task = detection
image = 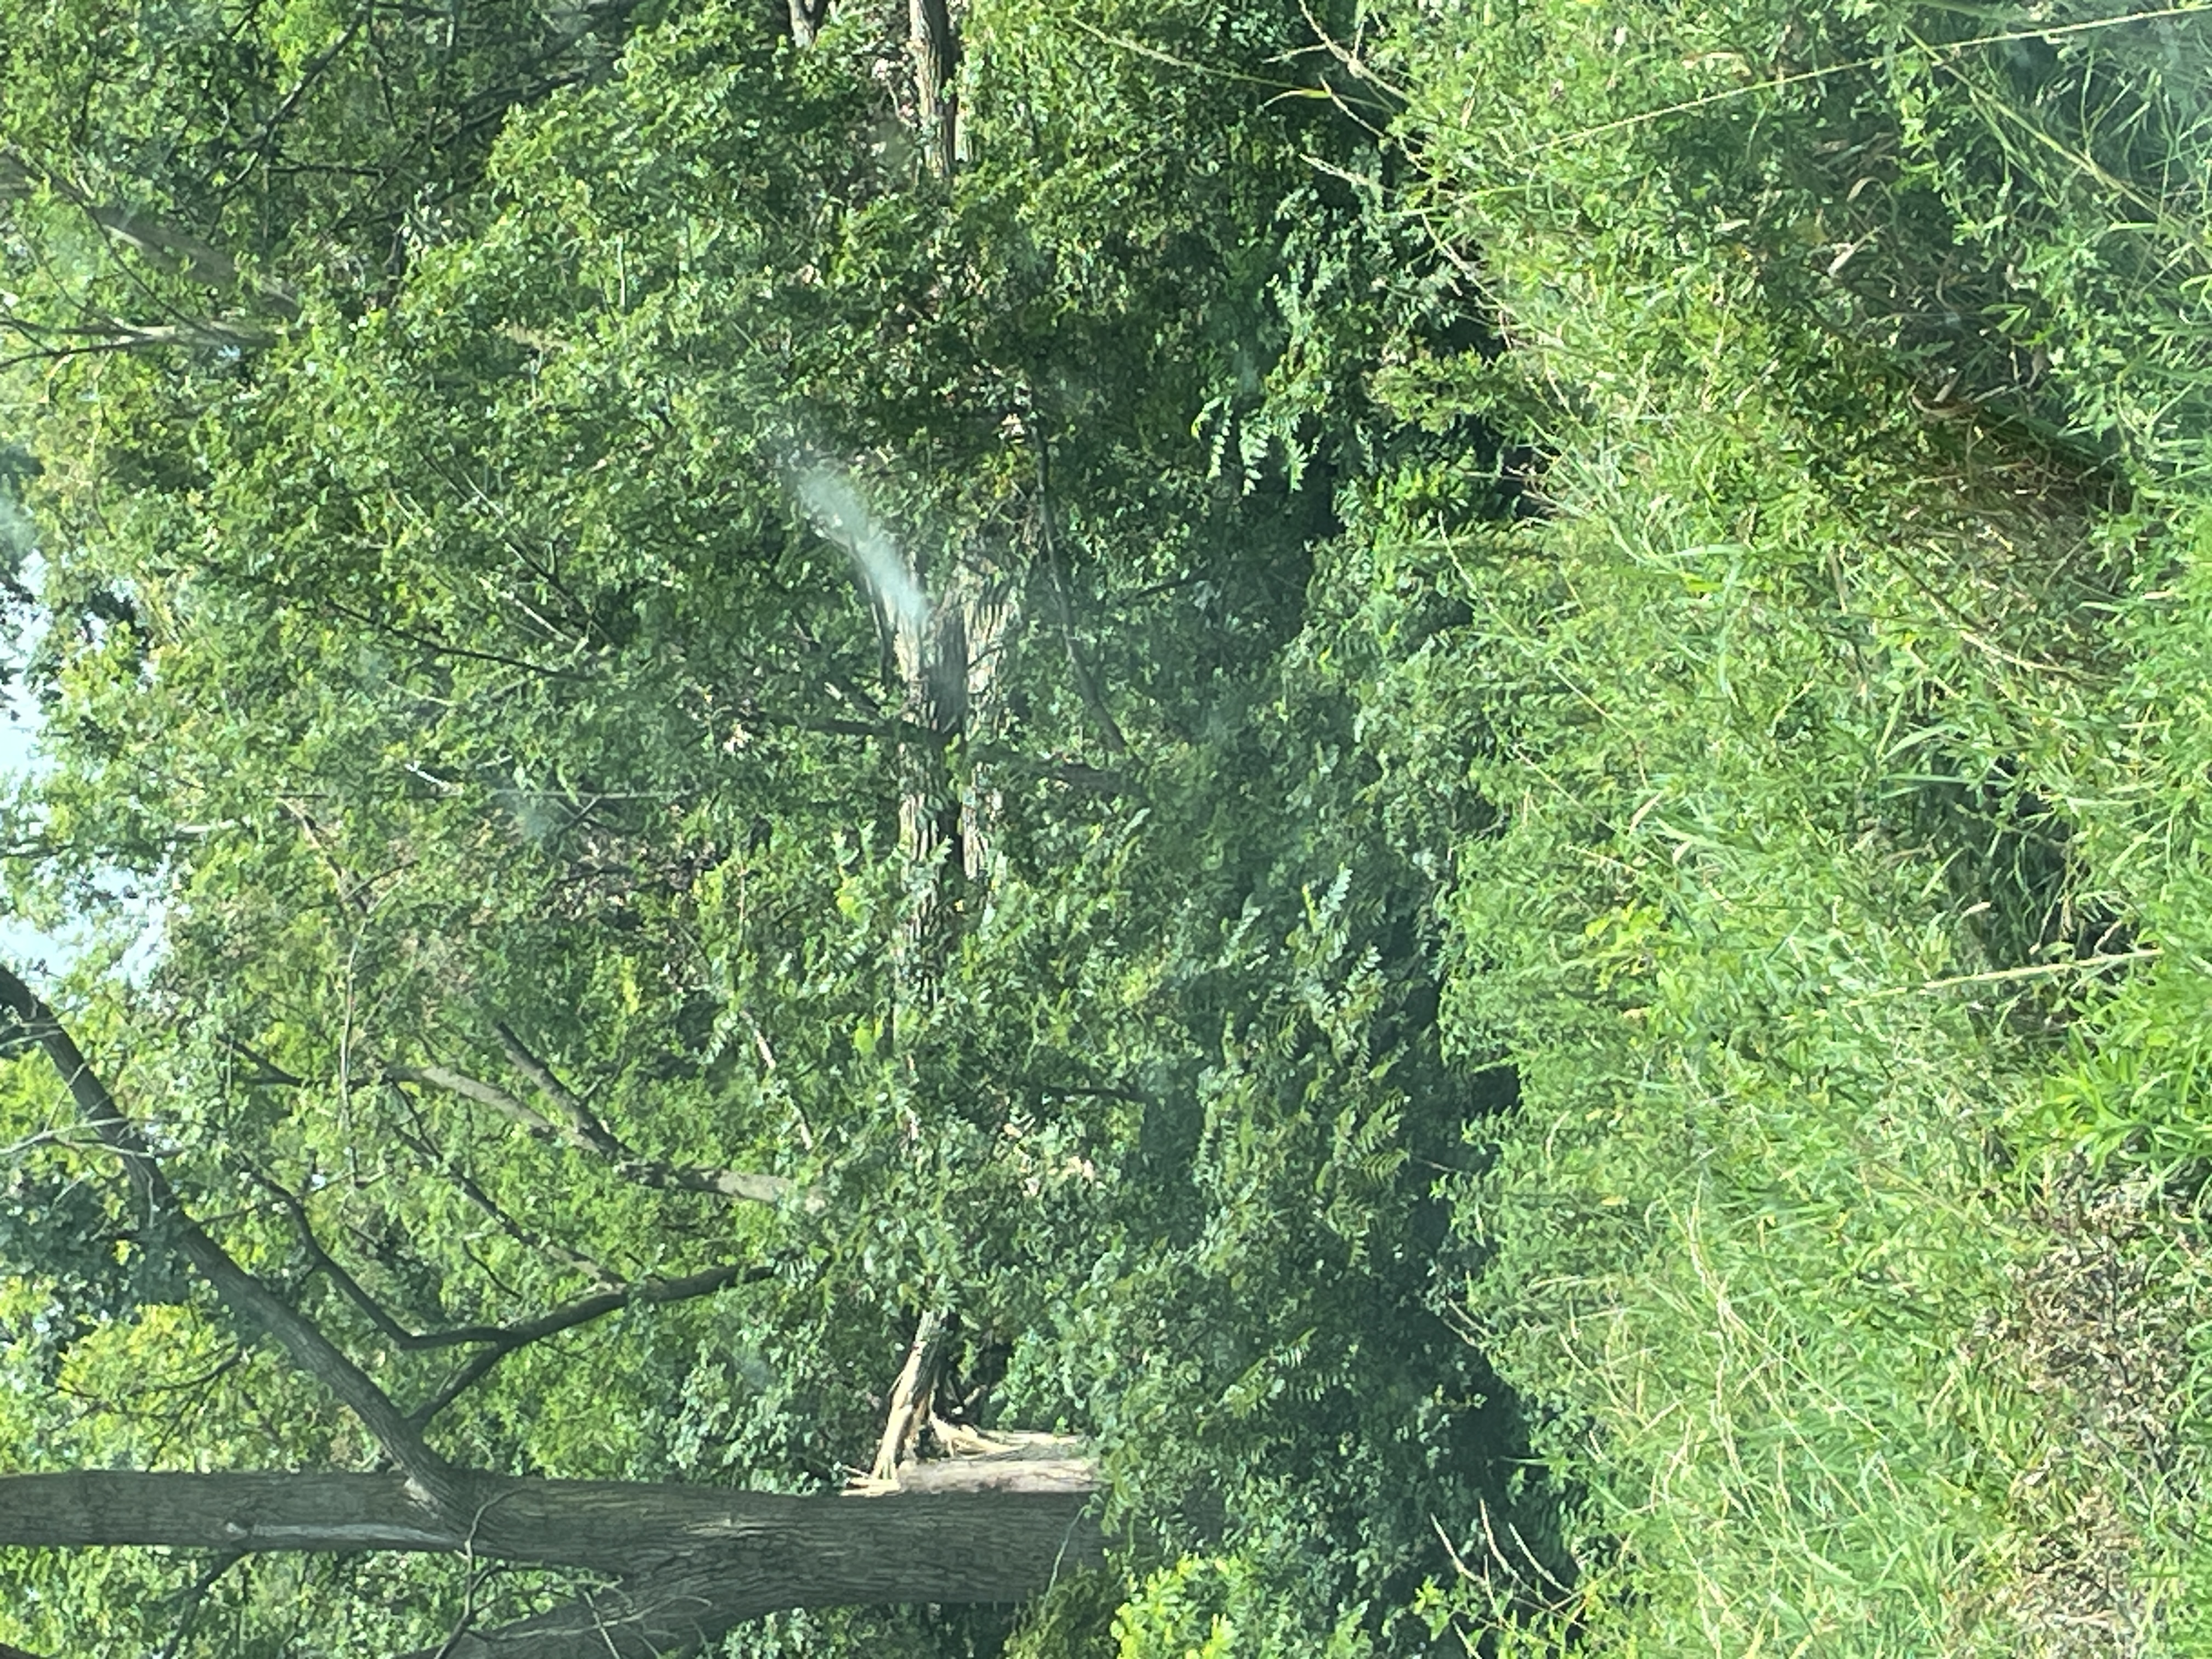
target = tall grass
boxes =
[1326,2,2212,1651]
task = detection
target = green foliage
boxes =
[1107,1554,1374,1659]
[0,2,1532,1655]
[12,0,2212,1655]
[1312,0,2212,1651]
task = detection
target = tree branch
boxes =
[488,1023,625,1161]
[248,1155,773,1423]
[409,1261,774,1428]
[382,1089,611,1281]
[390,1057,799,1208]
[0,146,299,319]
[252,1167,528,1351]
[150,1549,245,1659]
[399,1570,725,1659]
[0,966,470,1519]
[909,0,961,176]
[787,0,830,48]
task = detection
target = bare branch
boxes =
[409,1261,774,1428]
[488,1023,625,1161]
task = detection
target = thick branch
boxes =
[0,967,468,1516]
[401,1491,1102,1658]
[409,1262,773,1427]
[0,148,298,319]
[256,1168,524,1351]
[1,1470,1102,1583]
[488,1022,626,1161]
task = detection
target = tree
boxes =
[0,0,651,371]
[0,963,1098,1658]
[0,3,1543,1654]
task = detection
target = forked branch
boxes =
[0,966,468,1516]
[251,1167,770,1426]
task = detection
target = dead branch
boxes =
[390,1053,799,1209]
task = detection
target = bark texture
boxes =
[5,1470,1099,1656]
[0,1470,1096,1575]
[909,0,961,176]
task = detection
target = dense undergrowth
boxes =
[1266,2,2212,1654]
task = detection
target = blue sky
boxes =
[0,646,57,972]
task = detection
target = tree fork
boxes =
[0,965,474,1521]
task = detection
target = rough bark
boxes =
[0,1470,1093,1569]
[909,0,961,176]
[0,1471,1100,1659]
[408,1474,1099,1656]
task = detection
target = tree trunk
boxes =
[909,0,960,176]
[0,970,1098,1659]
[2,1470,1099,1627]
